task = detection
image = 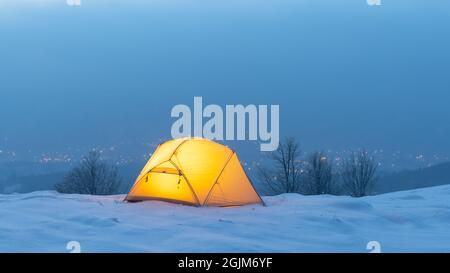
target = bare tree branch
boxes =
[55,151,122,195]
[257,137,304,195]
[303,151,335,195]
[340,150,378,197]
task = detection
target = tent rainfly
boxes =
[125,138,264,207]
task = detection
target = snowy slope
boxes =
[0,185,450,252]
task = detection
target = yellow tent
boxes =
[125,138,264,207]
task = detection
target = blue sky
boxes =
[1,0,450,163]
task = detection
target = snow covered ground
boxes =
[0,185,449,252]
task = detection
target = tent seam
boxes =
[138,138,190,179]
[203,151,235,206]
[168,158,201,206]
[170,138,191,158]
[124,143,162,201]
[241,162,266,206]
[129,138,190,195]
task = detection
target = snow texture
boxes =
[1,185,449,252]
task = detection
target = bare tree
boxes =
[55,151,122,195]
[303,151,335,195]
[257,137,304,195]
[341,150,378,197]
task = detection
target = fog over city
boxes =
[1,0,450,172]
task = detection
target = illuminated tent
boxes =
[125,138,264,207]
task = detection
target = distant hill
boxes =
[2,161,450,195]
[0,172,65,194]
[0,161,71,180]
[0,162,144,194]
[117,162,144,193]
[374,162,450,194]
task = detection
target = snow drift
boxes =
[0,185,449,252]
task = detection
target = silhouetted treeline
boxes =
[258,137,379,197]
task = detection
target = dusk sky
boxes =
[1,0,450,166]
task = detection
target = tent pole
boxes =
[169,159,201,207]
[203,151,235,206]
